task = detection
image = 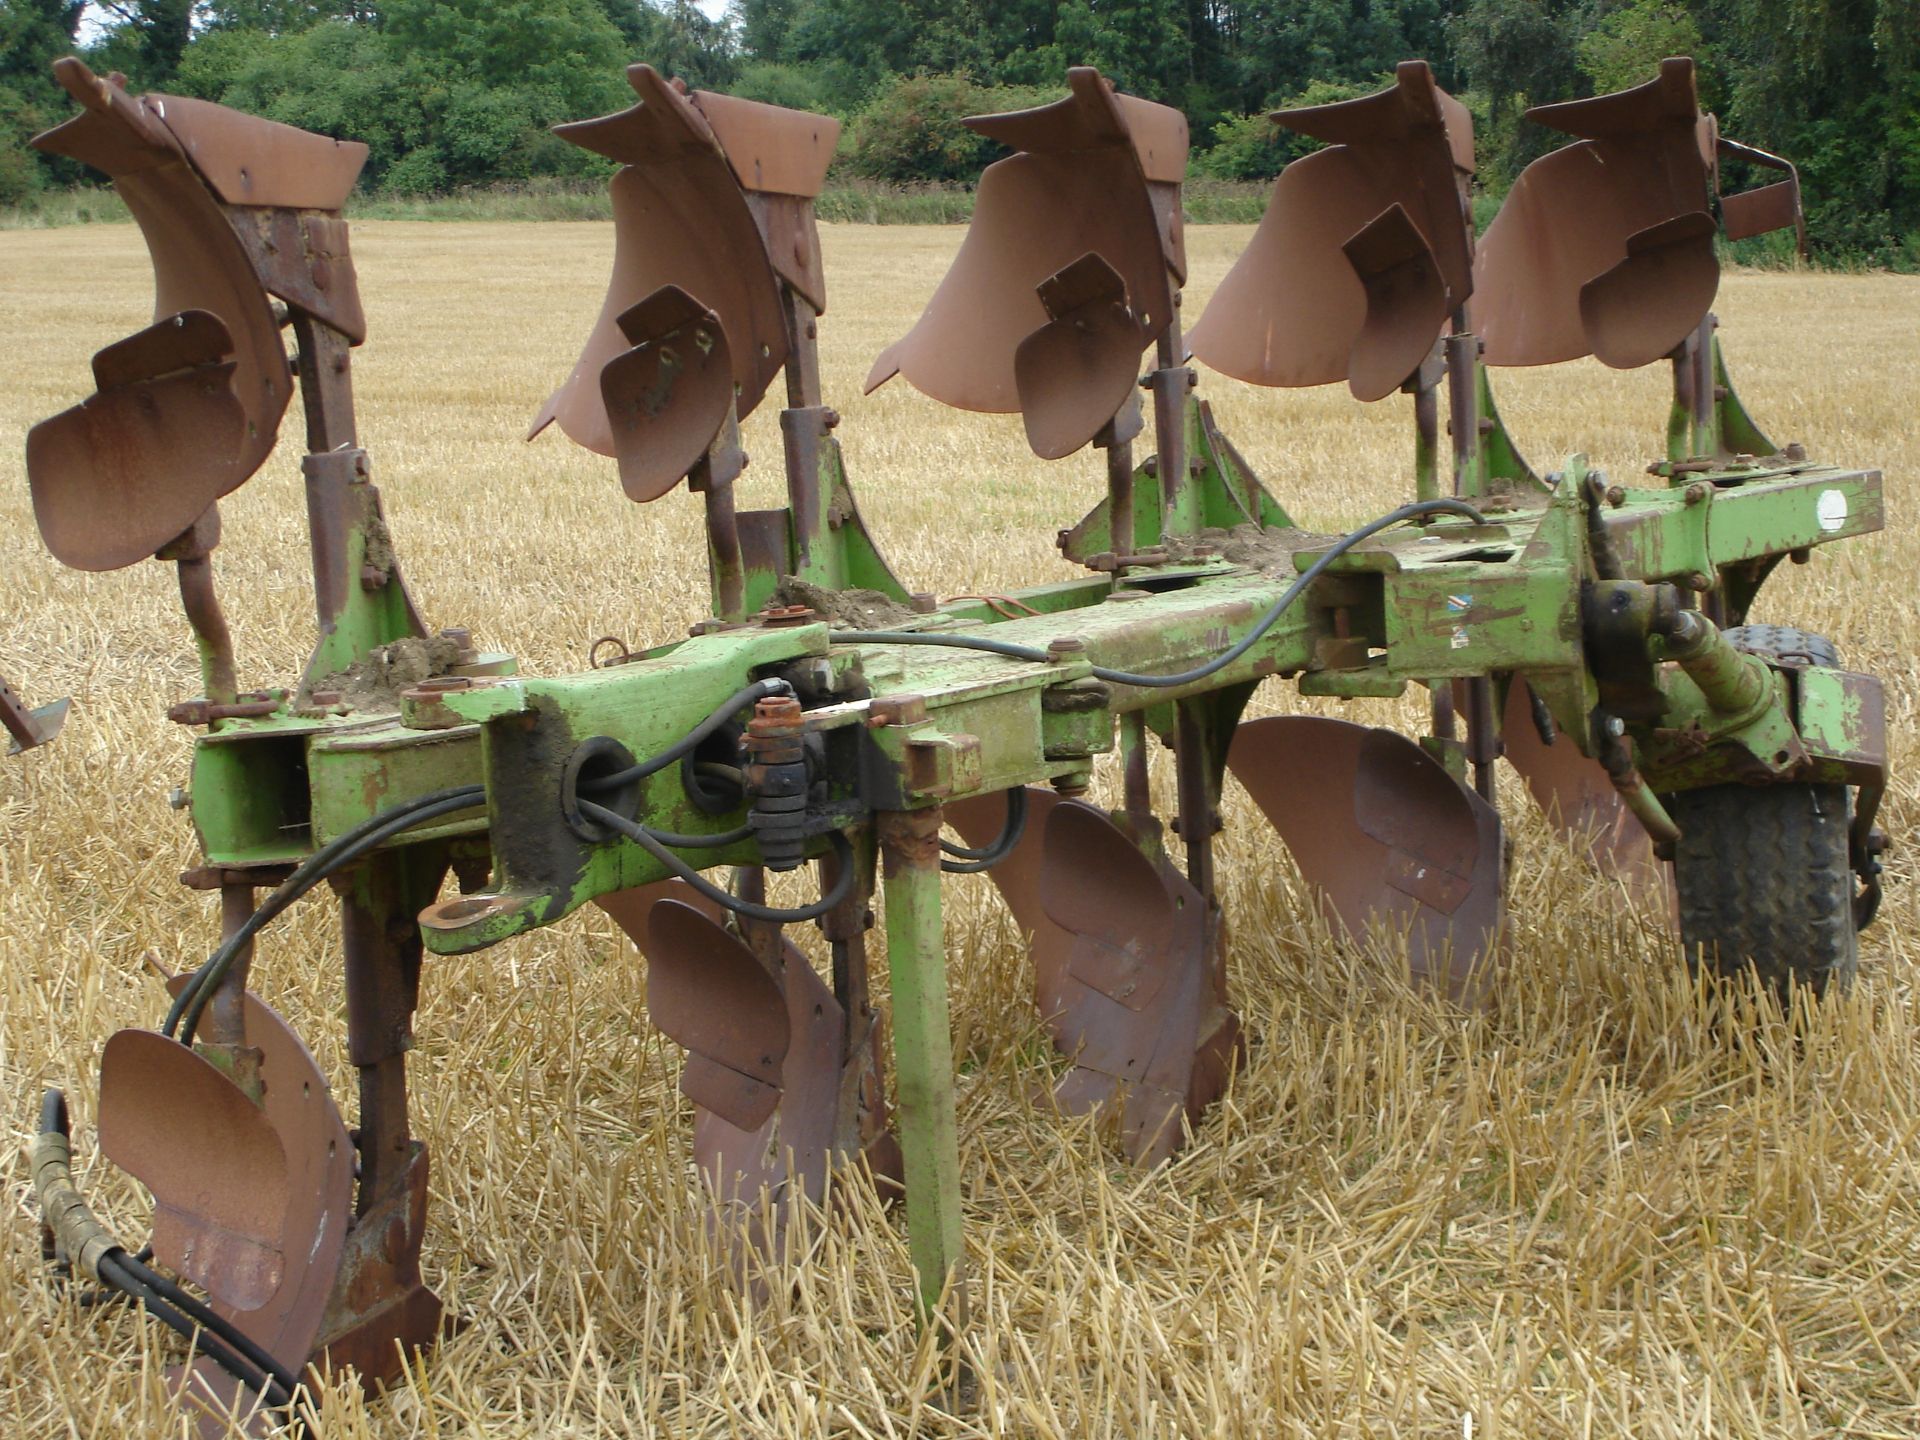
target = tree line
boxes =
[2,0,1914,261]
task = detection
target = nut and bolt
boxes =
[1046,636,1087,663]
[909,592,938,614]
[1604,484,1628,508]
[167,697,281,725]
[744,696,809,872]
[1683,482,1709,506]
[758,604,817,628]
[746,694,804,736]
[1685,572,1713,593]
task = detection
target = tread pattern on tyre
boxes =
[1664,623,1859,997]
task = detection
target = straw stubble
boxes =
[1,221,1916,1437]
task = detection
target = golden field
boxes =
[1,220,1917,1438]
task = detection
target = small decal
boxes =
[1446,593,1473,613]
[1451,627,1470,650]
[1816,489,1848,533]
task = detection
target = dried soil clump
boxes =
[775,578,919,629]
[312,634,467,713]
[1163,523,1339,575]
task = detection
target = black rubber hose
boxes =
[98,1252,297,1409]
[113,1251,303,1406]
[167,786,485,1043]
[168,681,789,1040]
[940,786,1028,873]
[580,678,794,794]
[831,500,1489,690]
[638,821,755,848]
[35,1090,302,1413]
[577,800,857,923]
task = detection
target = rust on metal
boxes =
[1188,61,1472,399]
[864,67,1185,447]
[99,988,352,1392]
[1716,135,1805,250]
[1475,57,1719,369]
[645,898,791,1128]
[99,1030,290,1311]
[26,60,364,572]
[1228,716,1504,1001]
[1014,252,1143,460]
[949,790,1237,1164]
[315,1140,446,1384]
[600,285,739,503]
[1500,679,1666,896]
[597,879,899,1211]
[1342,203,1451,403]
[2,672,68,755]
[532,66,819,479]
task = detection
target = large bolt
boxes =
[744,696,809,872]
[747,694,804,734]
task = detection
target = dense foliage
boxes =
[0,0,1914,260]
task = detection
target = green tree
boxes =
[1576,0,1704,94]
[0,0,85,200]
[87,0,196,85]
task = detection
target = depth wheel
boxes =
[1665,624,1858,999]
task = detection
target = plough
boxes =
[22,52,1888,1431]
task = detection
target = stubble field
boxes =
[1,221,1917,1438]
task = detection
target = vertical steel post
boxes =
[316,850,449,1382]
[1413,369,1441,507]
[291,314,425,685]
[691,451,746,621]
[1150,308,1197,538]
[1444,312,1499,799]
[876,807,966,1328]
[1121,712,1155,831]
[779,289,835,580]
[199,882,262,1096]
[1173,701,1218,900]
[1105,435,1136,566]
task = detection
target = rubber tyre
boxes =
[1665,624,1858,998]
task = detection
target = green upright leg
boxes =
[876,807,967,1329]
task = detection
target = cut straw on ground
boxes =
[1,223,1916,1437]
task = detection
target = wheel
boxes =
[1664,624,1859,999]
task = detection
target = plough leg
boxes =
[877,807,966,1328]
